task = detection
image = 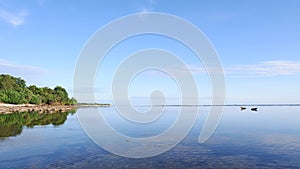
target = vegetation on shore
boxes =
[0,74,77,105]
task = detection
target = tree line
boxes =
[0,74,77,105]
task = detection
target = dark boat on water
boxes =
[251,107,258,111]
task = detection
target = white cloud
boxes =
[137,0,156,16]
[137,7,153,17]
[0,8,29,26]
[0,59,47,80]
[155,60,300,78]
[227,60,300,78]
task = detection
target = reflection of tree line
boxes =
[0,110,75,137]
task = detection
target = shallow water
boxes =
[0,106,300,168]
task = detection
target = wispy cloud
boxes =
[137,0,156,16]
[139,7,153,14]
[152,60,300,78]
[227,60,300,78]
[0,8,29,26]
[0,59,47,80]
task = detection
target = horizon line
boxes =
[136,103,300,107]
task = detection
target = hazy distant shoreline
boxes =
[77,103,112,107]
[141,104,300,107]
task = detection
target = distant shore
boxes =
[77,103,112,107]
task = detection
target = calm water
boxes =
[1,106,300,168]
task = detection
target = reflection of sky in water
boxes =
[0,106,300,168]
[99,106,180,137]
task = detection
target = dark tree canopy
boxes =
[0,74,77,105]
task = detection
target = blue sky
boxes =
[0,0,300,104]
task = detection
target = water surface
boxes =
[0,106,300,168]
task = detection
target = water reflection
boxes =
[0,106,300,168]
[0,110,75,137]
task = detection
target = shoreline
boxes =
[0,103,112,114]
[0,103,77,114]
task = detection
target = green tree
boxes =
[0,74,26,91]
[0,74,77,105]
[29,94,41,104]
[4,90,24,104]
[28,85,40,94]
[54,86,68,103]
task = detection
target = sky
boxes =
[0,0,300,104]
